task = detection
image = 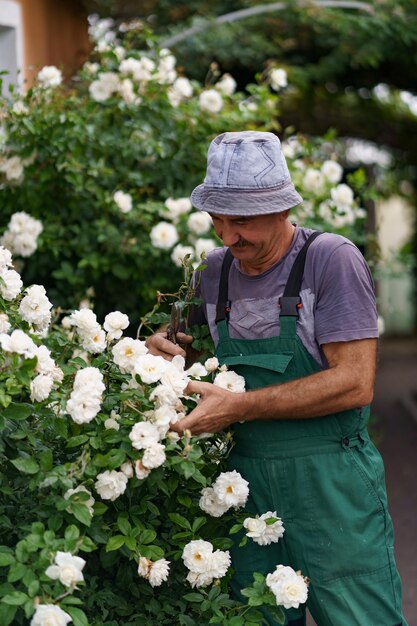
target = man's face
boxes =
[210,212,287,265]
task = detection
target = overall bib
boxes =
[214,234,406,626]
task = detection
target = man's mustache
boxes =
[230,240,252,248]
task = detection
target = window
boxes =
[0,0,24,96]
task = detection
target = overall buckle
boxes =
[279,296,302,317]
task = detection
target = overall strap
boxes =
[215,248,234,324]
[279,230,323,317]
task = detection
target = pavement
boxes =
[306,337,417,626]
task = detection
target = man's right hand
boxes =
[145,331,194,361]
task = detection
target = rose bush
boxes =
[0,247,312,625]
[0,28,372,330]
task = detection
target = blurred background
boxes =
[1,1,416,623]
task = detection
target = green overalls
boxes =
[214,234,406,626]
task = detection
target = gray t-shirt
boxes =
[189,226,378,368]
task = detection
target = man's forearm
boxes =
[238,366,373,422]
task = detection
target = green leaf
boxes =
[7,562,27,583]
[229,523,242,535]
[10,457,39,474]
[117,516,131,536]
[0,553,15,567]
[0,603,17,626]
[66,435,89,448]
[106,535,125,552]
[70,503,92,527]
[2,591,29,605]
[39,449,53,472]
[182,593,204,603]
[139,529,157,545]
[65,606,89,626]
[168,513,191,530]
[64,525,80,542]
[192,517,206,534]
[3,403,33,420]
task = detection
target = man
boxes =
[147,131,406,626]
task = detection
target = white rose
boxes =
[72,367,105,394]
[151,404,178,436]
[112,337,148,373]
[149,384,179,408]
[134,353,169,384]
[270,68,288,90]
[148,558,170,587]
[19,284,52,327]
[104,311,129,340]
[30,374,54,402]
[302,168,325,193]
[377,315,385,336]
[129,421,160,450]
[104,417,120,430]
[266,565,308,609]
[0,155,24,181]
[182,540,215,573]
[0,268,23,300]
[45,551,86,588]
[66,392,102,424]
[163,197,192,221]
[89,79,113,102]
[0,313,11,333]
[8,211,43,237]
[194,238,218,259]
[30,604,72,626]
[171,244,195,268]
[243,511,285,545]
[134,459,151,480]
[12,100,29,115]
[216,74,237,96]
[330,183,354,208]
[199,89,223,113]
[204,357,219,373]
[0,246,13,270]
[187,212,212,235]
[142,442,166,469]
[95,470,128,501]
[172,76,193,99]
[3,232,38,257]
[213,370,245,393]
[113,190,133,214]
[69,309,98,332]
[118,78,140,105]
[186,362,208,379]
[321,160,343,184]
[120,461,134,478]
[212,470,249,509]
[0,329,37,358]
[150,221,179,249]
[199,487,229,518]
[37,65,62,88]
[80,327,107,354]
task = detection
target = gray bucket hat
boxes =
[191,131,303,215]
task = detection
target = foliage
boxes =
[0,258,296,625]
[0,30,374,333]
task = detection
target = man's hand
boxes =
[170,380,243,435]
[145,331,193,361]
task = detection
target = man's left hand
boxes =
[170,380,243,435]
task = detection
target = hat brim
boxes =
[190,181,303,216]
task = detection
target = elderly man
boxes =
[147,131,406,626]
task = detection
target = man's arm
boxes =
[171,338,377,435]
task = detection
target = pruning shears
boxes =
[166,301,183,345]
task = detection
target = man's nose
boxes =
[219,223,239,246]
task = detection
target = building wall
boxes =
[0,0,90,90]
[376,196,416,335]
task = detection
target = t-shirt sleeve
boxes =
[313,241,378,345]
